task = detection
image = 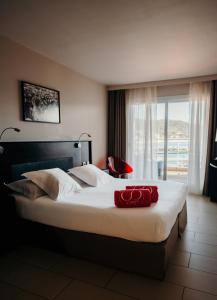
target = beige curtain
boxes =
[126,87,158,180]
[188,81,211,194]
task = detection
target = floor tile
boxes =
[165,265,217,295]
[197,213,217,224]
[13,291,46,300]
[183,194,217,215]
[56,280,134,300]
[170,250,190,267]
[182,230,195,242]
[107,271,183,300]
[7,245,64,269]
[50,256,115,287]
[0,257,71,299]
[0,281,21,300]
[195,233,217,246]
[190,254,217,275]
[183,288,217,300]
[198,204,217,214]
[186,223,217,235]
[177,239,217,259]
[187,196,217,214]
[187,217,199,225]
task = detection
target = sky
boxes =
[157,102,189,122]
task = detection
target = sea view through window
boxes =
[157,96,189,182]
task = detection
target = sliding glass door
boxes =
[156,96,189,182]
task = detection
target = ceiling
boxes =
[0,0,217,85]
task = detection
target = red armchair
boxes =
[107,156,133,178]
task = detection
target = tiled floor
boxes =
[1,194,217,300]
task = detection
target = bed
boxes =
[0,141,187,279]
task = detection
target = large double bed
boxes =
[0,141,187,279]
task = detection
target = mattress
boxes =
[14,179,187,243]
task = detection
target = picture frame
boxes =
[21,81,60,124]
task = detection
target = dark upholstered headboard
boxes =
[9,157,73,182]
[0,140,92,182]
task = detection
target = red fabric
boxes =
[126,186,159,203]
[114,189,151,208]
[119,160,133,174]
[108,156,133,177]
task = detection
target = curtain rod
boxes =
[107,74,217,91]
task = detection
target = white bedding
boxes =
[14,179,187,243]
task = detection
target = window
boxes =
[157,95,189,182]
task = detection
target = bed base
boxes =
[19,202,187,280]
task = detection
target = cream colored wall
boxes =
[0,36,107,167]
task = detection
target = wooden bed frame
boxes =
[0,140,187,280]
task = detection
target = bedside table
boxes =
[209,162,217,203]
[0,184,19,253]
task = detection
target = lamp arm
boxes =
[0,127,21,155]
[78,133,85,143]
[0,127,14,140]
[78,132,91,142]
[0,127,20,140]
[74,132,91,148]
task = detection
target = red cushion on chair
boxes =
[114,189,151,208]
[108,156,133,177]
[126,186,159,203]
[124,163,133,173]
[118,159,133,174]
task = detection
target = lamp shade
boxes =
[215,129,217,142]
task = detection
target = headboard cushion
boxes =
[0,140,92,183]
[9,157,73,182]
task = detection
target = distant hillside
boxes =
[157,120,189,139]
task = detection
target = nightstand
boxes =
[209,162,217,203]
[0,184,19,253]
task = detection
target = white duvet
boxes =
[14,179,187,243]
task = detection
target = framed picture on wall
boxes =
[21,81,60,123]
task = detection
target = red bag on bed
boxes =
[114,189,151,208]
[126,186,159,203]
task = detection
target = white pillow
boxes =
[68,164,113,187]
[22,168,81,200]
[5,179,46,200]
[67,172,89,188]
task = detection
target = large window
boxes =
[157,95,189,182]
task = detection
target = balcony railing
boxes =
[157,138,189,182]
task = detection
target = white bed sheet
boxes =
[14,179,187,243]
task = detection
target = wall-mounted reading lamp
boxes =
[74,132,91,148]
[0,127,21,154]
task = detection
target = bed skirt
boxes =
[19,201,187,280]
